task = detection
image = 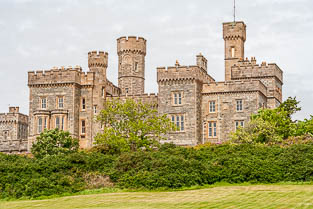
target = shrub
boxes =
[31,129,79,159]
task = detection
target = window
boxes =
[208,122,217,138]
[61,117,64,130]
[209,101,216,113]
[102,87,105,98]
[55,116,60,129]
[235,121,244,130]
[58,97,64,109]
[171,114,185,132]
[94,105,97,114]
[125,88,129,94]
[81,120,86,134]
[172,91,183,105]
[41,97,47,109]
[44,117,47,130]
[82,98,86,110]
[180,115,184,131]
[38,117,43,134]
[231,47,235,58]
[57,97,64,109]
[236,100,243,111]
[134,62,138,72]
[3,131,8,140]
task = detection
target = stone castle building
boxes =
[26,20,283,149]
[0,107,28,152]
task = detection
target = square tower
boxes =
[223,21,246,81]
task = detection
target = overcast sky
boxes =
[0,0,312,120]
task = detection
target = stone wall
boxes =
[0,107,28,153]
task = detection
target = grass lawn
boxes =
[1,184,313,209]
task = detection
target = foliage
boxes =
[31,129,79,159]
[95,99,175,153]
[231,97,307,144]
[3,143,313,199]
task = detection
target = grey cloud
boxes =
[0,0,312,120]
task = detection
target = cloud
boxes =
[0,0,312,120]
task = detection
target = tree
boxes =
[31,129,79,158]
[94,99,175,153]
[231,97,301,144]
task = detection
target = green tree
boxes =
[31,129,79,158]
[95,99,174,153]
[231,97,301,144]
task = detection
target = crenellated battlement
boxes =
[117,36,146,55]
[28,66,95,86]
[157,64,215,83]
[223,21,246,41]
[231,57,283,83]
[202,79,267,96]
[88,51,108,68]
[106,79,121,96]
[0,109,28,124]
[108,93,158,107]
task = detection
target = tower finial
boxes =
[233,0,236,24]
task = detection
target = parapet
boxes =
[106,79,121,96]
[28,66,95,87]
[108,93,158,107]
[231,57,283,84]
[223,21,246,41]
[117,36,146,55]
[88,51,108,68]
[9,106,19,113]
[157,65,215,84]
[0,107,28,123]
[203,79,267,96]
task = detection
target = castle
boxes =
[0,20,283,152]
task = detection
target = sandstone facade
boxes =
[0,107,28,152]
[27,20,283,149]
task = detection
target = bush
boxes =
[2,143,313,199]
[31,129,79,159]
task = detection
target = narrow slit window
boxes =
[56,116,60,129]
[82,98,86,110]
[44,117,47,130]
[38,117,42,134]
[231,47,235,58]
[134,62,138,72]
[181,115,184,131]
[209,101,216,112]
[81,120,86,134]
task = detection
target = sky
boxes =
[0,0,312,120]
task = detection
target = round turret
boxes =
[117,36,146,56]
[88,51,108,69]
[117,36,147,96]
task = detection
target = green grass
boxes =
[2,184,313,209]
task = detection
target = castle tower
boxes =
[88,51,108,79]
[223,21,246,81]
[117,36,146,95]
